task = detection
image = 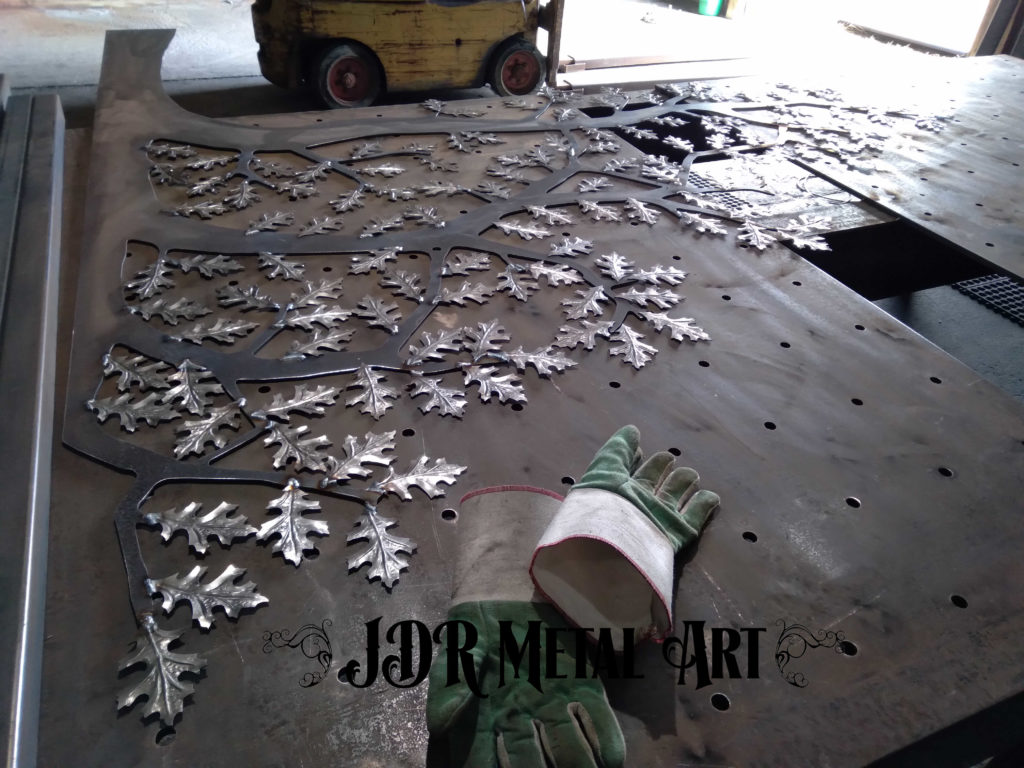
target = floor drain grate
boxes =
[953,274,1024,327]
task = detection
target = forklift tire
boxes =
[317,42,383,108]
[489,38,545,97]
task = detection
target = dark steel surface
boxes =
[0,93,64,768]
[801,55,1024,281]
[44,30,1024,768]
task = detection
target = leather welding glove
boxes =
[531,425,720,651]
[427,486,626,768]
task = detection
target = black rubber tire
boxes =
[489,38,545,97]
[316,42,383,108]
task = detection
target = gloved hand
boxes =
[427,487,626,768]
[531,425,720,650]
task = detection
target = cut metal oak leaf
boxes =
[263,424,332,472]
[464,365,526,404]
[494,219,552,241]
[527,206,575,226]
[281,327,355,360]
[737,220,777,250]
[408,375,467,417]
[349,248,400,275]
[258,480,328,567]
[346,365,399,420]
[88,391,180,432]
[102,352,170,392]
[529,262,582,287]
[553,320,614,350]
[380,269,425,303]
[609,325,658,369]
[624,198,661,225]
[617,286,681,309]
[434,280,493,307]
[405,328,463,366]
[216,283,279,312]
[146,564,269,629]
[174,404,243,458]
[549,236,594,257]
[298,216,345,237]
[142,501,257,554]
[329,189,366,213]
[223,180,262,210]
[635,265,688,285]
[561,286,610,319]
[578,200,622,223]
[679,211,729,236]
[443,250,491,275]
[375,456,467,500]
[284,305,353,331]
[117,616,206,726]
[462,319,509,359]
[171,254,243,278]
[323,430,396,485]
[258,251,306,281]
[245,210,294,236]
[251,384,340,422]
[644,311,711,342]
[595,252,635,281]
[171,317,259,345]
[129,296,211,325]
[289,278,345,309]
[495,265,538,302]
[347,505,415,589]
[124,259,175,300]
[354,295,402,334]
[507,346,577,377]
[160,359,224,415]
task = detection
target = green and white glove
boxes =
[427,487,626,768]
[531,425,720,651]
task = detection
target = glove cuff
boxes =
[451,486,564,606]
[530,487,674,652]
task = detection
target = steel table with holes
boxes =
[35,29,1024,768]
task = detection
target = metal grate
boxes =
[689,171,747,211]
[953,274,1024,327]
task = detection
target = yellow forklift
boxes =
[251,0,566,107]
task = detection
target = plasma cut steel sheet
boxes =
[800,55,1024,279]
[45,30,1024,768]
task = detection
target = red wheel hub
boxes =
[327,56,371,104]
[501,51,540,95]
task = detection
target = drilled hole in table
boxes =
[668,447,681,456]
[323,266,333,272]
[845,497,861,508]
[985,242,994,247]
[742,531,757,543]
[854,324,865,331]
[764,421,777,431]
[228,280,239,286]
[156,727,176,747]
[258,385,271,394]
[951,594,968,609]
[609,381,621,389]
[305,549,320,560]
[698,360,710,368]
[938,466,955,478]
[838,640,858,656]
[402,428,415,437]
[409,253,419,259]
[511,403,524,411]
[930,376,943,384]
[792,280,802,286]
[672,255,682,261]
[721,295,732,301]
[562,476,575,486]
[851,398,863,406]
[441,508,458,522]
[780,342,791,349]
[710,693,730,711]
[924,212,932,216]
[976,203,984,207]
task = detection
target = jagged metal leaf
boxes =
[282,327,355,360]
[172,317,259,345]
[618,287,681,309]
[324,430,396,485]
[374,186,418,202]
[149,163,186,186]
[102,352,171,392]
[561,286,610,319]
[578,200,622,222]
[578,176,613,193]
[447,133,470,153]
[298,216,345,237]
[350,248,401,275]
[146,564,269,629]
[624,198,661,225]
[420,156,459,173]
[330,189,366,213]
[346,365,399,420]
[409,375,467,417]
[464,365,526,404]
[129,296,210,325]
[284,304,352,330]
[609,325,658,369]
[161,359,224,415]
[621,125,658,140]
[223,180,262,210]
[507,346,577,377]
[474,182,511,199]
[494,219,552,241]
[263,424,331,471]
[435,280,493,306]
[487,166,528,184]
[443,250,491,275]
[251,384,340,422]
[350,141,382,159]
[142,501,256,554]
[405,328,463,366]
[419,180,465,197]
[145,141,196,160]
[174,404,242,458]
[124,259,175,300]
[595,252,635,281]
[347,505,415,589]
[737,220,777,250]
[380,269,425,302]
[462,319,509,359]
[275,180,319,201]
[529,262,583,287]
[360,215,405,238]
[644,311,711,342]
[259,252,306,281]
[172,254,243,278]
[184,154,235,171]
[173,200,228,219]
[403,206,445,229]
[258,480,328,567]
[496,265,538,302]
[246,210,294,235]
[603,158,639,173]
[635,265,688,285]
[289,277,345,309]
[293,161,334,183]
[216,283,279,312]
[186,176,226,197]
[680,212,728,235]
[375,455,466,500]
[360,162,405,178]
[117,616,205,726]
[777,231,831,251]
[460,131,504,145]
[553,320,614,350]
[526,206,574,226]
[88,391,180,432]
[549,236,593,257]
[354,295,402,333]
